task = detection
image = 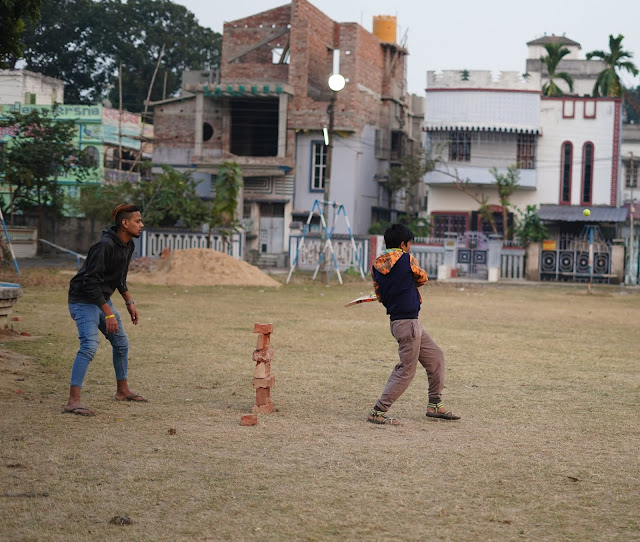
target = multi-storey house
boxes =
[151,0,422,263]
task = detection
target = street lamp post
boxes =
[626,153,637,286]
[321,73,345,282]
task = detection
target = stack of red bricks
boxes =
[252,322,275,413]
[241,323,275,426]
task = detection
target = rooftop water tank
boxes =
[372,15,396,43]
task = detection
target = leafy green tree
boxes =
[490,165,520,240]
[514,205,548,246]
[69,182,131,227]
[0,106,96,234]
[368,216,431,238]
[20,0,221,109]
[136,166,209,228]
[540,42,575,96]
[19,0,106,104]
[387,149,438,215]
[70,165,210,228]
[211,162,243,240]
[0,0,43,68]
[587,34,639,97]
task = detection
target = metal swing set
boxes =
[286,199,365,284]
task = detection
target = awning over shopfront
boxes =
[538,205,628,223]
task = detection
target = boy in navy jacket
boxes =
[368,224,460,425]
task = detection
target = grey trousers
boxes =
[374,318,445,412]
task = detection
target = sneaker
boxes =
[367,408,401,425]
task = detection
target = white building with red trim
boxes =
[422,37,625,239]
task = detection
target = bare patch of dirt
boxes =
[0,348,33,391]
[127,249,281,288]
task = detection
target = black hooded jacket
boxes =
[68,226,134,306]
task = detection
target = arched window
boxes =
[581,142,594,205]
[559,142,573,204]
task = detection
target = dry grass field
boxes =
[1,265,639,541]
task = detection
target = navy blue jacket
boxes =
[372,250,428,321]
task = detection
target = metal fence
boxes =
[501,248,527,280]
[136,229,244,259]
[411,244,446,278]
[411,239,526,280]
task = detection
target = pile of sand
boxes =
[127,249,281,288]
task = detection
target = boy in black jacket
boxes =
[368,224,460,425]
[63,204,146,416]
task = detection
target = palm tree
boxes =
[586,34,638,97]
[540,43,575,96]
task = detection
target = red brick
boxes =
[240,414,258,426]
[11,316,23,321]
[255,387,271,405]
[253,376,275,389]
[252,348,274,363]
[254,361,271,378]
[256,333,271,350]
[253,323,274,334]
[252,400,274,414]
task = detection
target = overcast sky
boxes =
[174,0,640,95]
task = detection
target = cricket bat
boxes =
[344,294,377,307]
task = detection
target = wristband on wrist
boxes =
[105,314,115,319]
[125,299,135,306]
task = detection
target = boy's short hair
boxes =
[384,223,414,249]
[112,204,140,228]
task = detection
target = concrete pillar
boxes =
[487,234,502,282]
[525,243,540,281]
[194,92,204,157]
[610,240,625,283]
[443,232,457,267]
[278,93,288,158]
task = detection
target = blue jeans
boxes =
[68,301,129,388]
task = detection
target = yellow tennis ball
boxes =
[583,209,591,217]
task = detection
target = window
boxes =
[625,159,638,188]
[517,134,536,169]
[390,130,404,161]
[311,141,326,191]
[562,100,575,118]
[560,142,573,204]
[83,146,99,167]
[581,142,594,205]
[449,132,471,162]
[271,47,290,64]
[203,122,213,142]
[230,98,278,156]
[431,213,468,237]
[584,100,596,119]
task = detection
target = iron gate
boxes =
[457,232,489,278]
[540,230,612,283]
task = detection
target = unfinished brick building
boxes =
[152,0,423,265]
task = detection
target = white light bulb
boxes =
[328,74,346,92]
